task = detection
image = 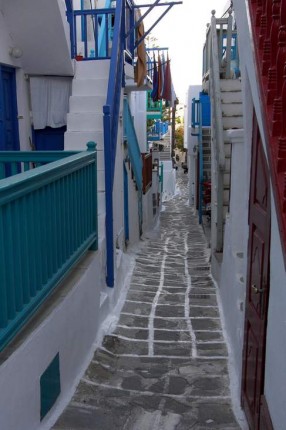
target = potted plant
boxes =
[75,52,83,61]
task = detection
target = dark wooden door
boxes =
[241,117,272,429]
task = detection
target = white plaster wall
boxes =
[0,10,33,151]
[142,189,154,234]
[161,160,176,201]
[129,92,147,153]
[16,70,33,151]
[264,193,286,429]
[112,102,125,252]
[0,251,102,430]
[126,165,140,246]
[219,129,248,398]
[142,171,160,233]
[185,85,201,206]
[2,0,73,76]
[220,1,286,427]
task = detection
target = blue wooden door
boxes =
[0,66,20,151]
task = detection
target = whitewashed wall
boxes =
[220,2,286,427]
[0,7,31,151]
[2,0,73,76]
[126,164,140,247]
[185,85,202,206]
[129,91,148,153]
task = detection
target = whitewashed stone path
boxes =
[54,171,241,429]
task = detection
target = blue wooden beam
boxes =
[134,2,182,7]
[126,0,182,42]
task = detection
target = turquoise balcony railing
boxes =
[123,98,143,191]
[0,144,97,351]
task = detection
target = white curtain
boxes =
[30,77,72,130]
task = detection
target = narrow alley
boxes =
[53,170,241,430]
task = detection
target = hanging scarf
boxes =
[151,54,159,101]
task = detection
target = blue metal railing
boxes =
[72,8,115,59]
[103,0,126,288]
[123,98,143,190]
[66,0,134,61]
[123,98,143,235]
[0,143,97,351]
[147,120,168,141]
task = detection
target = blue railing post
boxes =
[198,101,203,225]
[103,105,114,288]
[87,142,98,251]
[65,0,76,58]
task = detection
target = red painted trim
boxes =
[248,0,286,267]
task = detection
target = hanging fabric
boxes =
[157,53,163,100]
[162,53,172,103]
[160,52,166,99]
[151,54,159,101]
[134,10,147,87]
[30,77,72,130]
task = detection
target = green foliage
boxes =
[175,125,184,151]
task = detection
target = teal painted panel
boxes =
[0,145,98,351]
[123,98,143,190]
[40,353,61,420]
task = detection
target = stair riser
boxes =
[67,112,103,131]
[220,79,242,92]
[65,131,104,150]
[72,79,108,96]
[69,96,106,113]
[75,60,110,79]
[223,117,243,129]
[222,104,243,117]
[221,92,242,104]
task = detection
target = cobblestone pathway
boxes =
[54,172,241,430]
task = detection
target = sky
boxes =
[139,0,229,102]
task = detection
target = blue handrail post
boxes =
[87,142,98,251]
[65,0,76,58]
[198,101,203,225]
[103,105,114,288]
[160,162,163,193]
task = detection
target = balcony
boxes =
[0,144,97,351]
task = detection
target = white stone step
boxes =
[125,62,134,79]
[222,103,243,117]
[75,59,110,79]
[221,91,242,104]
[72,78,108,96]
[220,79,242,92]
[69,95,106,113]
[64,130,104,150]
[223,116,243,129]
[67,112,104,132]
